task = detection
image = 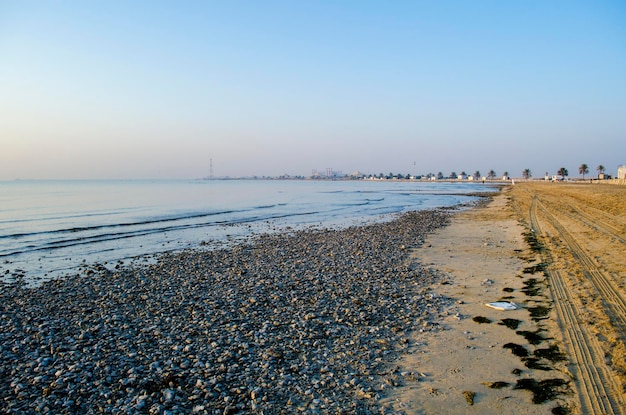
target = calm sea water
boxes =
[0,179,497,284]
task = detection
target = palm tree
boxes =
[473,171,481,180]
[487,170,496,180]
[597,165,605,178]
[557,167,568,180]
[437,172,444,180]
[450,172,457,179]
[522,169,532,180]
[503,171,509,179]
[579,163,589,180]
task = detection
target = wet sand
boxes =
[383,181,626,415]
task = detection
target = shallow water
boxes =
[0,179,496,283]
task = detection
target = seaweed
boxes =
[523,357,552,371]
[552,405,572,415]
[499,318,522,330]
[522,278,542,296]
[528,305,551,321]
[534,345,568,363]
[516,329,548,345]
[462,390,476,405]
[523,263,546,275]
[503,343,529,357]
[472,316,492,324]
[482,381,510,389]
[514,378,569,404]
[523,231,543,253]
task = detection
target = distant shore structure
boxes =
[618,165,626,180]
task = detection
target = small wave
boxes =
[0,208,136,225]
[0,210,319,257]
[0,209,242,240]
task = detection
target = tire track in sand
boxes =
[535,198,626,339]
[529,196,625,415]
[541,196,626,248]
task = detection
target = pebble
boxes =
[0,210,453,414]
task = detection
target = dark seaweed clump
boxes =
[522,278,542,296]
[534,345,568,363]
[516,329,548,345]
[523,263,546,275]
[523,231,543,252]
[528,305,551,321]
[523,357,552,371]
[504,343,529,357]
[503,343,560,370]
[514,378,569,404]
[485,381,510,389]
[552,405,572,415]
[472,316,492,324]
[499,318,522,330]
[502,287,515,293]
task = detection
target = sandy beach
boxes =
[382,181,626,415]
[1,182,625,414]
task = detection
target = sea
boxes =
[0,179,498,285]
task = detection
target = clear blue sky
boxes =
[1,1,625,179]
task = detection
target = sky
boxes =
[1,1,625,180]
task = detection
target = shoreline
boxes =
[0,180,494,287]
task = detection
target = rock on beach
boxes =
[0,209,454,414]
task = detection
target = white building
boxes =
[618,165,626,179]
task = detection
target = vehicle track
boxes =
[529,196,625,414]
[535,197,626,338]
[539,197,626,248]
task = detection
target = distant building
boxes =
[618,165,626,179]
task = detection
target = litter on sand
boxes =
[485,301,517,311]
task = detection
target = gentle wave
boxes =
[0,209,242,240]
[0,209,319,257]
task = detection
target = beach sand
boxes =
[382,182,626,415]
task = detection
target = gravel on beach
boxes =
[1,209,455,414]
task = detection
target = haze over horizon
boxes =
[1,1,625,180]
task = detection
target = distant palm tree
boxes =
[503,171,509,179]
[437,172,444,180]
[488,170,496,179]
[597,165,605,177]
[522,169,532,179]
[450,172,457,179]
[579,163,589,180]
[557,167,568,180]
[473,171,481,180]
